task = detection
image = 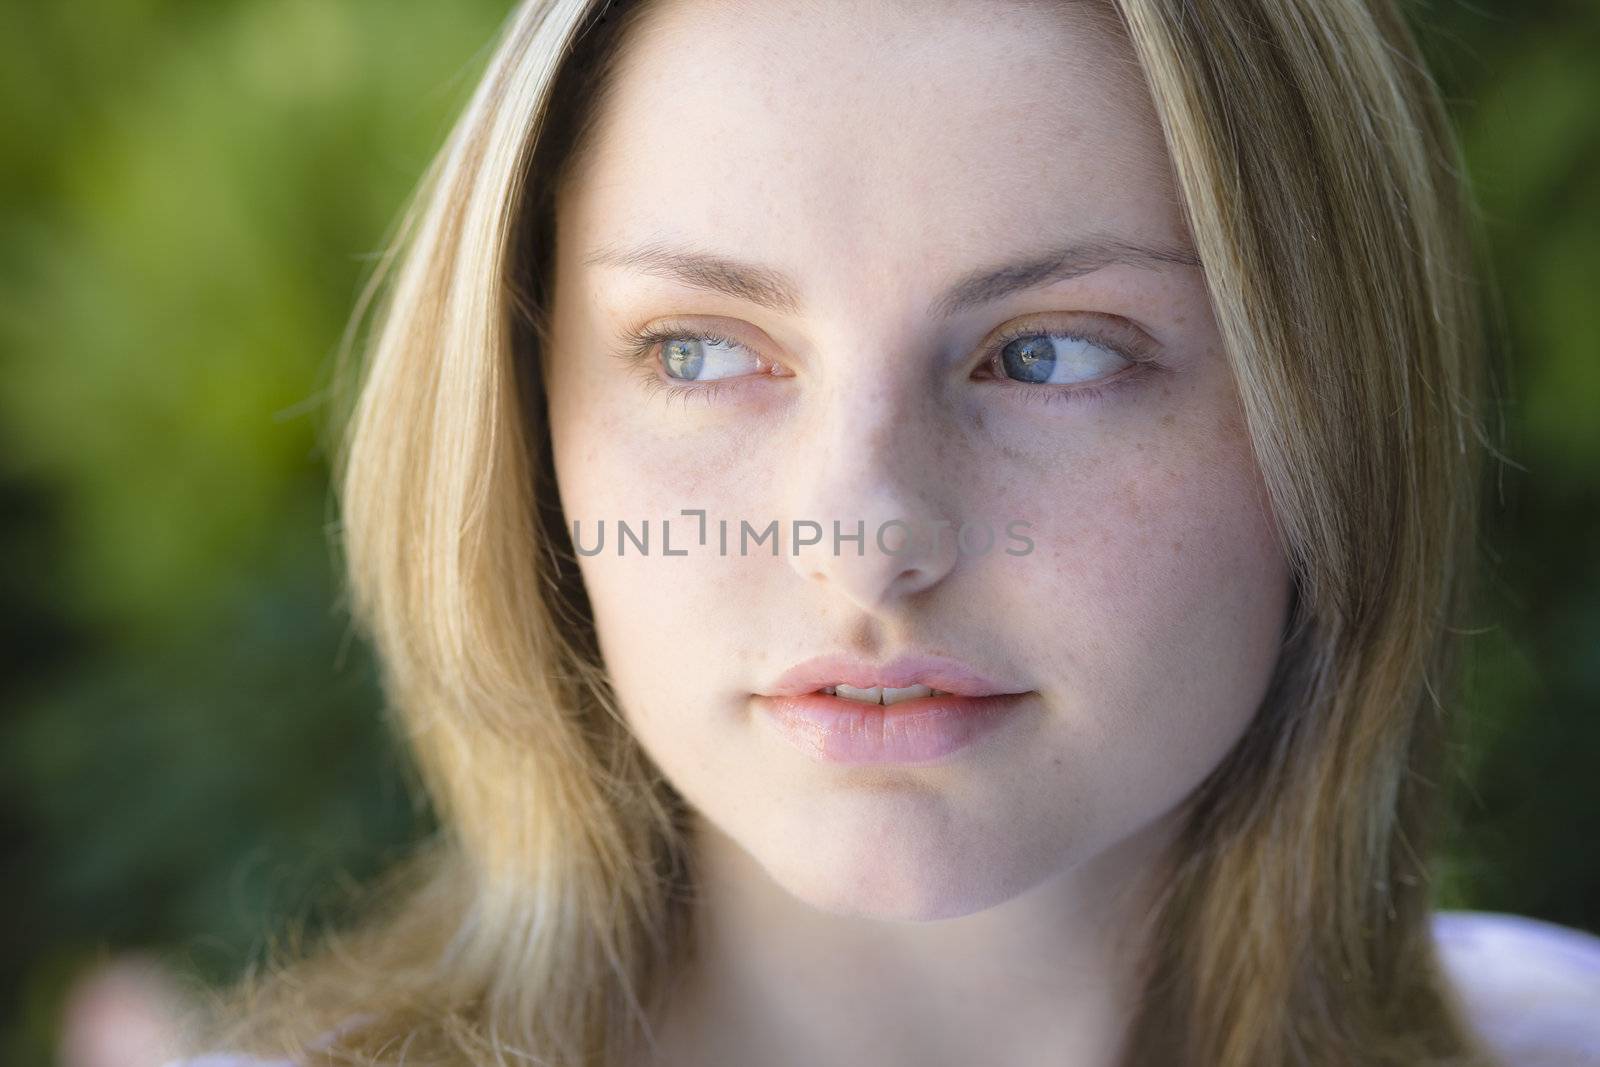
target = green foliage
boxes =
[1409,0,1600,926]
[0,3,506,1061]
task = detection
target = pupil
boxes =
[1000,336,1056,383]
[663,338,704,380]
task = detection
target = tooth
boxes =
[824,683,947,706]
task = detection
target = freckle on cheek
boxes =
[1218,403,1248,445]
[1116,478,1143,524]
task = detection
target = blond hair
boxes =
[189,1,1505,1063]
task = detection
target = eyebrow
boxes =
[582,233,1202,318]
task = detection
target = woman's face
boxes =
[543,0,1293,921]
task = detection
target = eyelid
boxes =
[614,317,777,373]
[979,312,1157,366]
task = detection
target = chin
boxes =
[755,820,1045,924]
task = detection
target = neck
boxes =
[647,807,1183,1067]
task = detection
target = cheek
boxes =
[1019,404,1292,799]
[546,396,761,729]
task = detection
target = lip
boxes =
[764,652,1023,699]
[752,690,1031,765]
[755,652,1032,765]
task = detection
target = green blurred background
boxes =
[1,1,1595,1063]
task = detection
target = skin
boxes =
[542,1,1295,1064]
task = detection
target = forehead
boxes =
[558,0,1184,305]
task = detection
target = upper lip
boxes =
[763,652,1025,698]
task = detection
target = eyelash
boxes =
[612,320,1155,409]
[978,322,1153,408]
[614,325,753,408]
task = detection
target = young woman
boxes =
[170,0,1600,1064]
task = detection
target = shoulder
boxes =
[1432,909,1600,1066]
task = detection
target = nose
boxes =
[784,376,961,613]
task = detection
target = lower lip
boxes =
[752,691,1031,765]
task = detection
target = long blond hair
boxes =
[189,1,1504,1063]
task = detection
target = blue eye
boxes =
[996,333,1129,386]
[612,325,771,407]
[660,336,759,383]
[980,326,1156,408]
[661,337,704,380]
[999,336,1057,383]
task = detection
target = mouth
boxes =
[813,683,957,705]
[752,687,1032,765]
[754,651,1032,764]
[764,651,1026,701]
